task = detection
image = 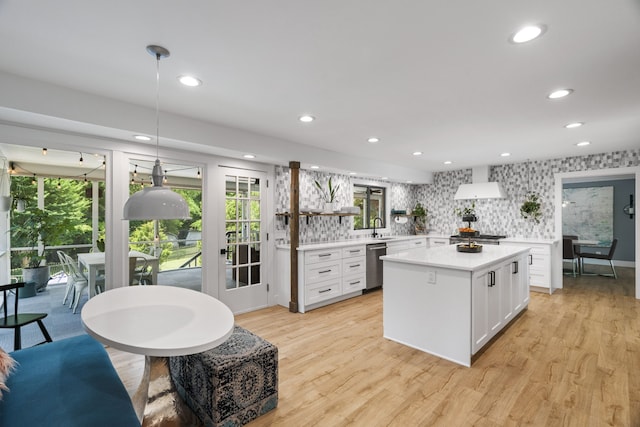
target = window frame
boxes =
[351,180,389,235]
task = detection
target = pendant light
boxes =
[123,45,190,220]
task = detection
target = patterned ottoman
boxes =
[169,325,278,427]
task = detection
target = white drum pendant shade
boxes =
[124,159,190,220]
[123,45,191,221]
[123,187,190,220]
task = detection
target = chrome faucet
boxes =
[371,217,383,238]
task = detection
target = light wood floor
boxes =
[109,265,639,426]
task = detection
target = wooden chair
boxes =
[0,282,53,351]
[580,238,618,278]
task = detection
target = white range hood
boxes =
[454,166,506,200]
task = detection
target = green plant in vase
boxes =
[314,177,340,212]
[520,192,542,223]
[412,202,428,234]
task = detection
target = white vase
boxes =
[324,202,338,213]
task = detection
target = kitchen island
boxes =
[381,244,530,367]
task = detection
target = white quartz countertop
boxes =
[381,244,530,272]
[276,235,428,251]
[500,237,559,245]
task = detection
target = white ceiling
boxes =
[0,1,639,181]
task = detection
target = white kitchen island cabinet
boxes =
[381,245,529,367]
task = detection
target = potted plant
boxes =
[12,207,67,293]
[314,177,340,212]
[454,201,477,223]
[520,192,542,224]
[412,202,428,234]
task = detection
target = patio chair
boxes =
[57,250,75,306]
[580,239,618,279]
[129,256,153,286]
[0,282,53,351]
[59,252,89,313]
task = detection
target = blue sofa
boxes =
[0,334,140,427]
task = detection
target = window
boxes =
[353,184,386,230]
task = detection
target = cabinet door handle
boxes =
[349,264,360,268]
[319,288,332,294]
[529,254,533,265]
[489,271,496,287]
[349,280,361,286]
[512,261,519,274]
[349,250,360,253]
[318,253,332,258]
[318,269,332,274]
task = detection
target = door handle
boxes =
[489,271,496,287]
[220,248,227,255]
[512,261,518,274]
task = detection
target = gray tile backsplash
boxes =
[275,149,639,243]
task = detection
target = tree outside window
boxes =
[353,184,385,230]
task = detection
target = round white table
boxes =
[81,286,235,421]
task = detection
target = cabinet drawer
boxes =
[530,270,550,287]
[305,249,342,264]
[305,260,341,285]
[342,245,366,258]
[407,239,426,249]
[342,275,366,293]
[342,256,366,276]
[305,279,342,305]
[428,238,450,246]
[529,245,550,255]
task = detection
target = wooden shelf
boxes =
[276,212,357,225]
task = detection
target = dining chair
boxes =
[0,282,53,351]
[579,238,618,279]
[562,238,579,277]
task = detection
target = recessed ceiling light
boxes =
[299,115,315,123]
[406,180,413,184]
[576,141,591,147]
[510,25,546,43]
[310,165,320,169]
[134,135,152,141]
[381,177,389,180]
[565,122,584,129]
[548,89,573,99]
[443,160,452,165]
[501,152,511,157]
[367,137,380,144]
[243,154,256,159]
[412,151,423,156]
[178,75,202,87]
[349,172,357,175]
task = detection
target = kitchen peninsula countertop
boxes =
[381,244,530,271]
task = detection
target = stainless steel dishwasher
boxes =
[366,243,387,291]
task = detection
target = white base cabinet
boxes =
[275,244,366,313]
[500,240,559,294]
[383,247,529,367]
[472,253,528,354]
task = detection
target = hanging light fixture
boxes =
[123,45,190,220]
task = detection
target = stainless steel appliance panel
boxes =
[366,243,386,290]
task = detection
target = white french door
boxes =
[218,168,268,313]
